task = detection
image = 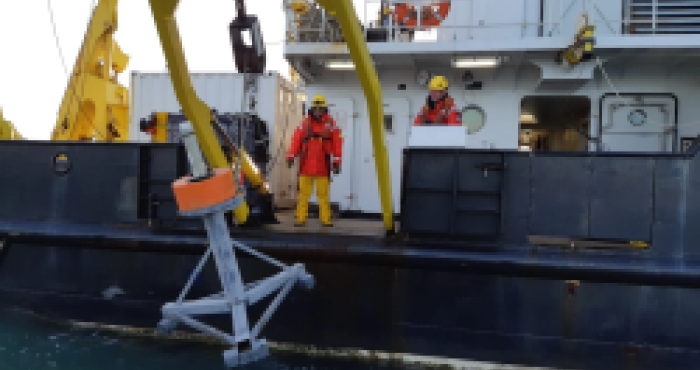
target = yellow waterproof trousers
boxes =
[295,175,332,225]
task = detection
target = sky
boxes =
[0,0,369,140]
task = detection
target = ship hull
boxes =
[2,225,700,370]
[3,141,700,369]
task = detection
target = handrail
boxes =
[286,0,700,44]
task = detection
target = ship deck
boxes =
[263,212,388,237]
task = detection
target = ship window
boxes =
[627,0,700,34]
[519,95,591,152]
[384,114,393,133]
[628,109,647,126]
[462,105,485,134]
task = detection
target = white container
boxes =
[129,70,303,209]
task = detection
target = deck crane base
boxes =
[157,122,314,367]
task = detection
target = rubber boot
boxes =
[317,176,333,227]
[294,176,314,227]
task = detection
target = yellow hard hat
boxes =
[290,0,308,13]
[311,95,327,109]
[429,75,448,90]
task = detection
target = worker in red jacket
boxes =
[287,95,343,227]
[414,75,462,126]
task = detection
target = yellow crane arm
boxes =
[148,1,250,223]
[314,0,395,234]
[147,0,394,231]
[51,0,130,142]
[0,108,24,140]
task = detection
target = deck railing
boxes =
[283,0,700,44]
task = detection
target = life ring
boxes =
[393,1,451,29]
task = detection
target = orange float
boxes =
[172,168,238,213]
[392,1,451,29]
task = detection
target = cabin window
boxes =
[384,114,393,133]
[462,105,485,134]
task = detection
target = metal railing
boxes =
[283,0,700,44]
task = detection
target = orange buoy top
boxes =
[172,167,238,213]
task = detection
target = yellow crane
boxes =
[47,0,395,232]
[0,107,24,140]
[50,0,129,142]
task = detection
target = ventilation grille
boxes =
[628,0,700,34]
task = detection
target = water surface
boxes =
[0,306,408,370]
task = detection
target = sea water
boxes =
[0,306,409,370]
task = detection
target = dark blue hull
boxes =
[2,140,700,369]
[1,222,700,370]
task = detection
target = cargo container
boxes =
[129,71,303,209]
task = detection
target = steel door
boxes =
[600,95,676,152]
[358,98,410,213]
[321,97,356,211]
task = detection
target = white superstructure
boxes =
[283,0,700,213]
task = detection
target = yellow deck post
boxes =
[0,108,24,140]
[149,0,250,224]
[314,0,395,233]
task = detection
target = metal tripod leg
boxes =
[158,122,314,368]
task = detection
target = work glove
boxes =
[333,161,341,175]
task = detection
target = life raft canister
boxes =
[393,1,451,28]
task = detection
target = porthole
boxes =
[462,105,486,134]
[53,153,71,175]
[628,109,647,126]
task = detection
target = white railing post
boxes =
[652,0,657,34]
[417,0,422,34]
[389,0,395,42]
[364,0,368,40]
[469,0,474,39]
[321,4,326,42]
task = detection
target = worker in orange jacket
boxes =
[414,75,462,126]
[287,95,343,227]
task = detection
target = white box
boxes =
[407,126,468,148]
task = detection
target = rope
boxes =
[593,56,621,151]
[47,0,69,75]
[595,56,620,98]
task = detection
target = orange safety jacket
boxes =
[413,96,462,126]
[287,113,342,177]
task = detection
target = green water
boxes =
[0,306,406,370]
